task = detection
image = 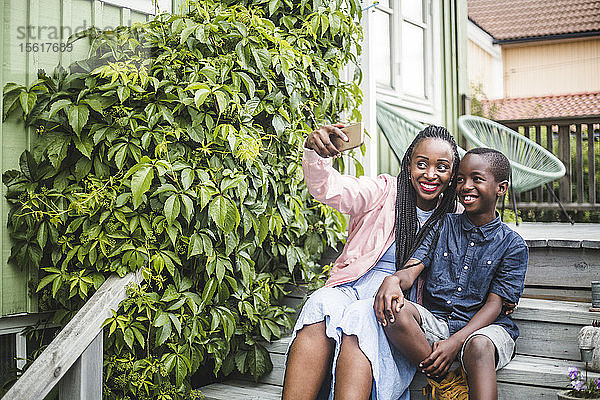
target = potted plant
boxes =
[557,367,600,399]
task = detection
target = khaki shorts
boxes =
[409,300,515,370]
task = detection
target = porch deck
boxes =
[507,222,600,247]
[199,222,600,399]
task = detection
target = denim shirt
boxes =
[411,213,528,340]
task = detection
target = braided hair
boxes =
[394,125,460,271]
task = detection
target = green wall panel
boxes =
[0,0,160,317]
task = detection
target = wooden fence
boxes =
[501,116,600,211]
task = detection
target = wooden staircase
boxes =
[199,223,600,399]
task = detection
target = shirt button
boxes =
[443,252,448,257]
[470,242,474,246]
[464,265,468,270]
[457,287,462,292]
[446,300,451,304]
[487,260,492,265]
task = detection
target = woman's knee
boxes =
[462,335,496,367]
[304,287,349,314]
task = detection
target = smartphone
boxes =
[331,122,364,152]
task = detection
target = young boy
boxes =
[374,148,528,400]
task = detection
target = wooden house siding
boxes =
[0,0,182,318]
[503,38,600,98]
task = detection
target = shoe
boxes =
[422,366,469,400]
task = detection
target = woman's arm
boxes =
[374,260,424,326]
[303,126,390,216]
[419,292,503,377]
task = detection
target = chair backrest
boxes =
[376,101,467,163]
[376,101,425,162]
[458,115,566,193]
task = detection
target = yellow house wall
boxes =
[467,38,497,97]
[503,37,600,98]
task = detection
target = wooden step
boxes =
[199,295,600,398]
[199,355,596,399]
[513,298,598,360]
[198,379,282,400]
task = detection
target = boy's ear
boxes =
[496,180,509,197]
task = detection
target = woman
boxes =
[282,123,461,400]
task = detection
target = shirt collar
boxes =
[459,212,502,239]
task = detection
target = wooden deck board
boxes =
[506,222,600,247]
[514,298,597,325]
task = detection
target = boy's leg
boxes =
[462,335,497,400]
[383,302,434,365]
[460,325,515,400]
[333,334,372,400]
[283,321,335,400]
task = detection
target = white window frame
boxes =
[100,0,172,15]
[373,0,439,117]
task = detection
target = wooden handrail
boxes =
[3,271,142,400]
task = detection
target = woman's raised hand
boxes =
[304,124,348,158]
[374,274,404,327]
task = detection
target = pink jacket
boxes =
[303,148,398,287]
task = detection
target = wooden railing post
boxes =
[59,331,103,400]
[558,124,572,203]
[3,272,142,400]
[589,124,597,205]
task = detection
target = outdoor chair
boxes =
[376,101,467,162]
[458,115,571,224]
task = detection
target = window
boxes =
[371,0,434,109]
[101,0,172,14]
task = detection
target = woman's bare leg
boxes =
[282,321,335,400]
[333,334,372,400]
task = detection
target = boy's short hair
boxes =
[465,148,511,182]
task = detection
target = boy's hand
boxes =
[374,274,404,326]
[419,337,462,378]
[304,124,348,158]
[502,300,517,315]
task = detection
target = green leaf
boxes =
[194,86,211,109]
[201,277,217,305]
[181,168,194,190]
[155,322,172,347]
[214,91,227,114]
[246,343,273,381]
[73,133,94,159]
[180,194,194,222]
[208,196,240,234]
[175,353,188,387]
[37,222,48,248]
[37,273,58,292]
[131,166,154,209]
[117,85,130,103]
[44,131,70,169]
[48,99,72,118]
[124,328,134,349]
[164,194,180,225]
[252,48,272,78]
[268,0,281,15]
[67,104,90,135]
[187,233,203,257]
[19,90,37,116]
[19,150,37,181]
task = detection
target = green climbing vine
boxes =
[2,0,362,398]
